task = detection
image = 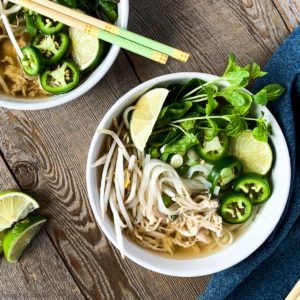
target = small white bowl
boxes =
[0,1,129,110]
[86,73,291,276]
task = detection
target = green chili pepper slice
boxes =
[234,173,271,205]
[208,156,243,190]
[220,192,253,224]
[34,14,64,34]
[24,13,37,37]
[195,131,229,163]
[21,46,45,76]
[32,32,69,65]
[40,60,80,94]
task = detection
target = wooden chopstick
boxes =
[27,0,189,63]
[8,0,169,64]
[285,279,300,300]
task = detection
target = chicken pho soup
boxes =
[0,1,118,99]
[92,55,285,258]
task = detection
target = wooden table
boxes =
[0,0,298,299]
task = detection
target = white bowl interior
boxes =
[86,73,291,276]
[0,1,129,110]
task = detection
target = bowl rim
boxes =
[86,72,291,276]
[0,0,129,111]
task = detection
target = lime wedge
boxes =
[0,231,5,254]
[3,215,46,263]
[0,190,39,232]
[69,27,105,71]
[130,88,169,151]
[230,131,273,175]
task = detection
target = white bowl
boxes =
[0,1,129,110]
[86,73,291,276]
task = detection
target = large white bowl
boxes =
[86,73,291,276]
[0,1,129,110]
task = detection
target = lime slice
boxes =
[69,27,105,71]
[230,131,273,175]
[0,190,39,232]
[3,215,46,263]
[130,88,169,151]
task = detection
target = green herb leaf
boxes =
[157,102,193,125]
[225,115,247,137]
[217,87,246,107]
[204,86,218,116]
[204,119,219,140]
[163,133,199,156]
[249,63,267,80]
[223,70,250,87]
[253,90,268,105]
[181,119,196,131]
[252,126,268,142]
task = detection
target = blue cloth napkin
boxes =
[200,27,300,300]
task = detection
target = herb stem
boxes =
[170,124,188,135]
[182,94,207,101]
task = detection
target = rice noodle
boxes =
[122,106,135,129]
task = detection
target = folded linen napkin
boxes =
[200,27,300,300]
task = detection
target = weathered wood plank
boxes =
[272,0,300,31]
[0,156,84,300]
[127,0,289,80]
[0,52,209,299]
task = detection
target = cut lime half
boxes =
[0,190,39,232]
[69,27,105,72]
[3,215,46,263]
[230,131,273,175]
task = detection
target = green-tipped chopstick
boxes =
[9,0,169,64]
[9,0,189,63]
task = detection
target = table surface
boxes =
[0,0,299,299]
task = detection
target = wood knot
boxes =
[12,161,38,190]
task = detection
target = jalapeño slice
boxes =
[208,156,243,190]
[21,46,44,76]
[40,60,80,94]
[234,173,271,205]
[34,14,64,34]
[196,131,229,163]
[220,192,253,224]
[32,32,69,65]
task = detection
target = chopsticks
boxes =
[8,0,190,64]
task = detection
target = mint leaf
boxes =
[252,126,268,142]
[261,84,285,101]
[249,63,267,80]
[253,90,268,105]
[223,70,249,87]
[204,86,218,116]
[253,84,285,105]
[225,115,247,137]
[217,87,247,107]
[163,133,199,155]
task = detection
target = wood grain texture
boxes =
[0,157,84,300]
[127,0,289,80]
[272,0,300,31]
